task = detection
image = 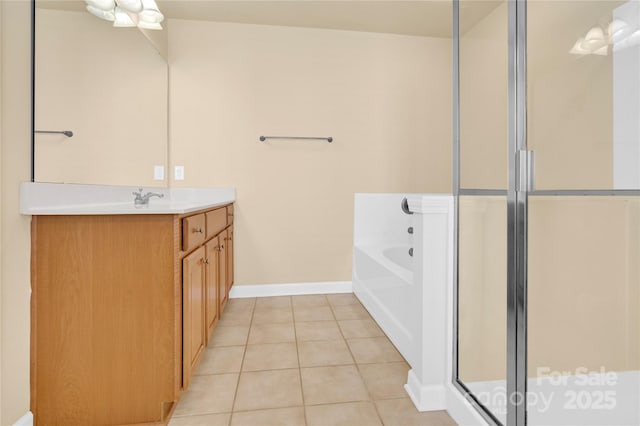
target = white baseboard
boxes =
[404,369,447,411]
[229,281,352,298]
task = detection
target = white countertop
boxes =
[20,182,236,215]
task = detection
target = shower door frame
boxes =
[452,0,528,425]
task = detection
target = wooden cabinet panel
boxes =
[227,204,234,224]
[31,215,177,425]
[226,225,234,292]
[182,213,205,252]
[205,208,227,239]
[183,246,206,389]
[204,238,219,343]
[31,203,235,425]
[218,228,228,314]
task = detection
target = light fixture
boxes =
[84,0,164,30]
[115,0,143,13]
[139,0,164,24]
[86,4,115,21]
[86,0,115,11]
[113,6,136,27]
[138,21,162,30]
[570,38,590,55]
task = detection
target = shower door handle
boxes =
[517,150,535,192]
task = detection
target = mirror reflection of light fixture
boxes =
[84,0,164,30]
[581,27,607,51]
[608,19,630,43]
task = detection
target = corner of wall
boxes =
[0,0,33,424]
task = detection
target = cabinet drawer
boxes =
[182,213,206,252]
[227,204,234,225]
[206,208,227,239]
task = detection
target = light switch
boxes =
[174,166,185,181]
[153,165,165,181]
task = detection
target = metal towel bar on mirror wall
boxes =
[35,130,74,138]
[259,135,333,143]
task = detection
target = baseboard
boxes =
[228,281,352,298]
[404,369,447,411]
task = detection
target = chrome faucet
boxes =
[133,188,164,207]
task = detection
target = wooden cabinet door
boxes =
[204,238,219,343]
[183,246,206,389]
[218,229,228,314]
[226,225,234,292]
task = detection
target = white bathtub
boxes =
[352,193,455,412]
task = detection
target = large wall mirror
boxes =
[33,0,168,186]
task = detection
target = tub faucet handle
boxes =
[407,226,414,234]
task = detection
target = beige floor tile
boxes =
[306,401,382,426]
[346,337,404,364]
[248,322,296,344]
[169,413,231,426]
[173,373,239,417]
[209,325,250,347]
[298,340,353,367]
[375,398,457,426]
[243,342,299,371]
[293,305,334,322]
[300,365,369,405]
[252,307,294,324]
[195,346,245,375]
[234,369,303,412]
[338,319,384,339]
[225,298,256,312]
[326,293,360,307]
[332,304,371,320]
[218,308,253,327]
[291,294,329,307]
[255,296,292,309]
[358,362,410,400]
[295,320,343,342]
[230,407,305,426]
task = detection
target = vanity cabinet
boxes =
[30,203,234,425]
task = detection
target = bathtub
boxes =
[352,193,454,412]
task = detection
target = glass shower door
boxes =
[525,1,640,424]
[455,1,510,424]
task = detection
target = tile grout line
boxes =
[227,297,256,426]
[328,295,387,426]
[292,296,310,426]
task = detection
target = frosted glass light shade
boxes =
[116,0,142,13]
[86,4,115,21]
[86,0,115,11]
[113,6,136,27]
[608,19,629,43]
[139,0,164,23]
[138,21,162,30]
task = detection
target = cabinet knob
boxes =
[193,227,204,234]
[215,246,222,252]
[203,258,210,264]
[221,244,225,250]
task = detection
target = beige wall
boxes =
[1,1,33,423]
[35,7,168,186]
[168,20,452,285]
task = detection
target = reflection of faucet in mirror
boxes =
[132,188,164,207]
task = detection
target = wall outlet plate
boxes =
[153,165,165,181]
[174,166,185,181]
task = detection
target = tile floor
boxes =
[170,294,457,426]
